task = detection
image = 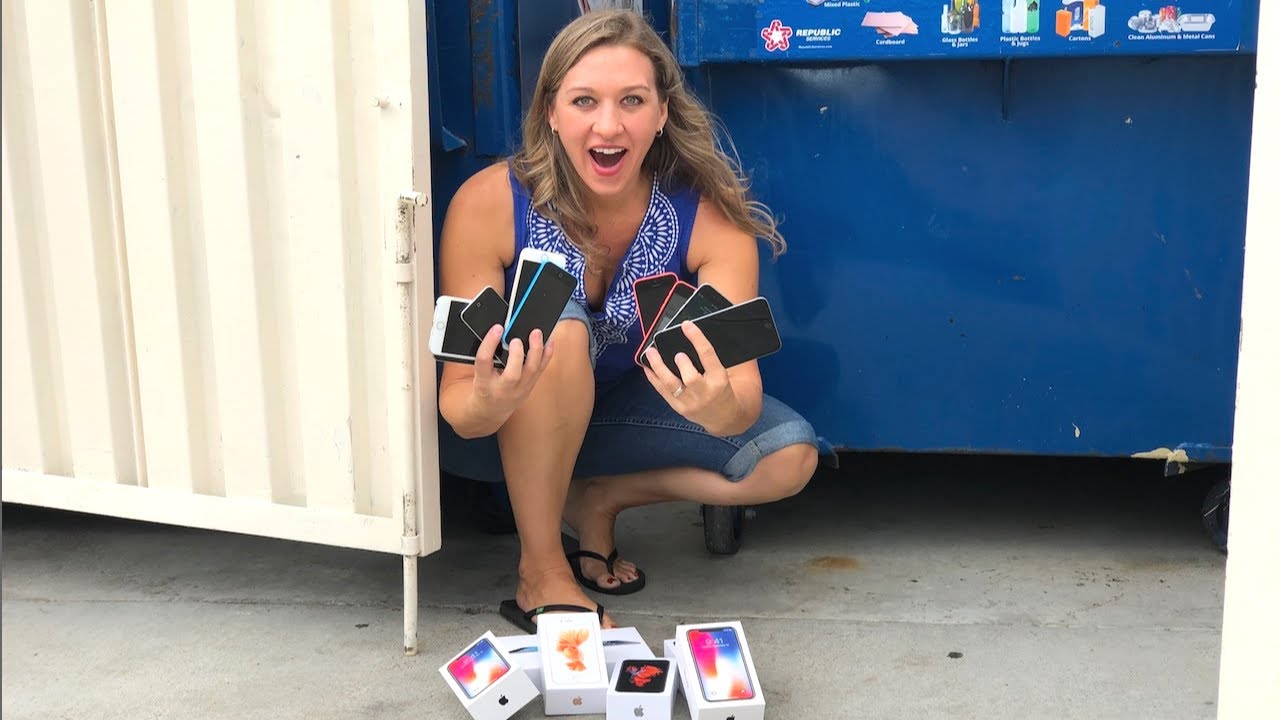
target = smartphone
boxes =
[614,659,670,694]
[429,296,504,367]
[686,627,755,702]
[651,297,781,375]
[507,248,568,329]
[542,615,604,685]
[638,284,733,370]
[447,637,512,700]
[503,261,576,350]
[461,286,508,341]
[632,272,678,338]
[633,281,695,367]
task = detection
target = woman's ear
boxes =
[658,100,669,134]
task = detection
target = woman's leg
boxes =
[492,318,614,624]
[562,371,823,587]
[563,443,817,586]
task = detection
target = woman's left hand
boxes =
[643,321,742,436]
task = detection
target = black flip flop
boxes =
[563,534,647,596]
[498,599,605,634]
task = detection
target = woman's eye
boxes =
[572,96,594,107]
[622,95,644,106]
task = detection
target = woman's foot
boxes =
[562,479,642,591]
[515,564,616,628]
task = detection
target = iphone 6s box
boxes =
[537,611,609,715]
[438,631,539,720]
[674,621,765,720]
[494,627,654,693]
[606,657,678,720]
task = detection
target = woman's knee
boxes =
[730,443,818,503]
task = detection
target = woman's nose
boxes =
[593,104,623,137]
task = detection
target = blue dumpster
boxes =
[426,0,1259,552]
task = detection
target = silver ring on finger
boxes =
[672,384,685,398]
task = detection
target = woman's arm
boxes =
[675,198,765,436]
[435,163,527,439]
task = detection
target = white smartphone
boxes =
[430,295,504,367]
[506,248,568,328]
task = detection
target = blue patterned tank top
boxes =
[505,169,700,386]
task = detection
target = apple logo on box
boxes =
[572,696,583,706]
[633,706,645,717]
[497,695,508,706]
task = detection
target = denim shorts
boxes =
[438,301,828,484]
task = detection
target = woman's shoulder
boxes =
[441,161,517,264]
[448,161,515,220]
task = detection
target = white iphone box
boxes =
[606,656,678,720]
[675,621,766,720]
[538,612,609,715]
[438,631,539,720]
[492,634,543,692]
[496,627,653,693]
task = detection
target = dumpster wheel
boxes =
[1201,476,1230,555]
[702,504,746,555]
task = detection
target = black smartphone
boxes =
[429,296,504,368]
[651,297,781,374]
[632,272,677,338]
[461,286,508,340]
[506,248,567,328]
[503,261,576,352]
[614,658,671,694]
[637,283,737,368]
[634,281,695,368]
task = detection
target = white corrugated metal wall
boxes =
[2,0,437,652]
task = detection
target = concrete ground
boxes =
[2,454,1226,719]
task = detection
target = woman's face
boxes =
[549,44,668,202]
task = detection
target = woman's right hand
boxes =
[463,324,555,428]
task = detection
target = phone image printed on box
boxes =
[651,297,780,375]
[507,248,568,328]
[504,261,576,350]
[614,659,670,694]
[633,281,695,367]
[638,284,733,370]
[686,627,755,702]
[543,616,604,685]
[461,286,508,341]
[447,637,512,700]
[429,296,504,367]
[632,272,678,338]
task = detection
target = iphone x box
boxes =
[495,627,654,693]
[537,612,609,715]
[606,657,678,720]
[674,621,765,720]
[438,631,539,720]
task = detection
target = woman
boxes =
[436,10,824,632]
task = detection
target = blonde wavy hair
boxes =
[510,10,785,271]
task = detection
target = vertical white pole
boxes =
[1217,5,1280,717]
[397,190,426,657]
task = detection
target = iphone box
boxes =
[537,612,610,715]
[601,626,655,673]
[438,631,539,720]
[606,657,678,720]
[674,621,766,720]
[495,627,654,692]
[491,634,544,691]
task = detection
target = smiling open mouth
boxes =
[589,148,626,169]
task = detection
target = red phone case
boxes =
[632,272,678,339]
[634,280,695,367]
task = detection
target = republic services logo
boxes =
[761,19,793,51]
